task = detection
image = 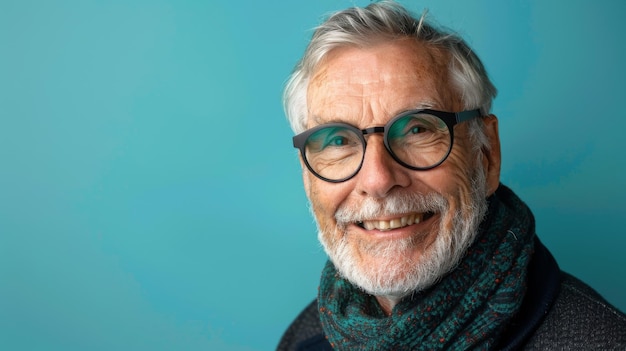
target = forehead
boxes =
[306,39,459,127]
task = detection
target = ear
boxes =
[481,115,501,196]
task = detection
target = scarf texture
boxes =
[318,185,536,350]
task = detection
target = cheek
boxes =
[424,140,478,223]
[426,147,475,195]
[305,173,349,228]
[445,149,476,188]
[446,152,482,223]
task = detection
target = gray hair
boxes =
[283,0,496,150]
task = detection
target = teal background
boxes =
[1,0,625,350]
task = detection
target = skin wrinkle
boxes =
[304,38,501,314]
[443,126,478,232]
[307,41,455,129]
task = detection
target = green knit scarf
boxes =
[318,185,535,350]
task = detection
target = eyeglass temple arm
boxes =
[456,109,482,123]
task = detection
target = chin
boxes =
[319,186,487,298]
[315,159,489,298]
[320,224,460,297]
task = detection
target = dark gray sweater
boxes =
[277,240,626,350]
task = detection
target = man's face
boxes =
[303,39,500,297]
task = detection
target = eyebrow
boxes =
[412,101,436,110]
[311,114,334,125]
[387,101,438,117]
[310,101,439,126]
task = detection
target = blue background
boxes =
[1,0,625,350]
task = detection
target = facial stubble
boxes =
[312,161,488,299]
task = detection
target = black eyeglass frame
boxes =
[292,109,482,183]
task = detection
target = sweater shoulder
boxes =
[524,272,626,349]
[276,300,324,351]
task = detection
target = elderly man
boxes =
[277,1,626,350]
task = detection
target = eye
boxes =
[409,126,425,135]
[328,135,348,146]
[305,126,360,153]
[388,117,430,139]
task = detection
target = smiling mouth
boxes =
[356,212,435,231]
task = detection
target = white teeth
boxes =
[361,213,424,231]
[407,214,415,225]
[378,220,390,230]
[390,218,401,229]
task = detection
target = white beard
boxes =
[316,164,488,299]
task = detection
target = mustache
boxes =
[335,192,448,225]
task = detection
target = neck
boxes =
[376,295,402,316]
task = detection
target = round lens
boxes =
[387,112,451,169]
[304,125,364,181]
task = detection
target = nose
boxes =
[354,135,411,198]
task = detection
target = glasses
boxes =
[292,109,482,183]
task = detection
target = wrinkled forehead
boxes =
[305,39,460,128]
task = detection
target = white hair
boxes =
[283,0,497,151]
